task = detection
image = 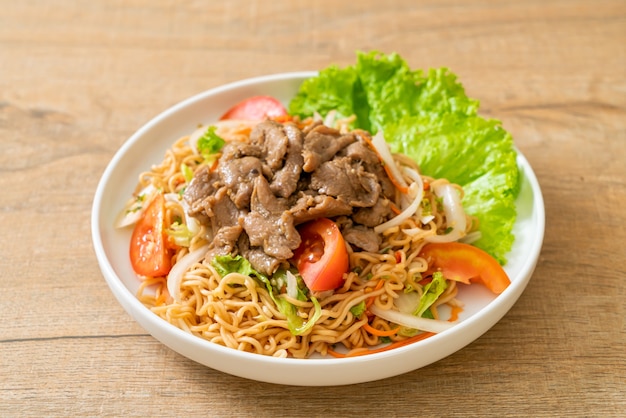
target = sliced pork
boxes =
[183,119,397,275]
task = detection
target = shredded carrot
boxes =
[382,164,409,194]
[357,129,409,194]
[327,332,436,358]
[389,202,402,215]
[363,322,400,337]
[448,305,463,322]
[365,279,385,308]
[326,348,346,358]
[423,179,430,191]
[209,157,220,172]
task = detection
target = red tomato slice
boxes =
[419,242,510,294]
[129,193,172,277]
[292,218,349,292]
[219,96,288,121]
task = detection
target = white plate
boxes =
[91,72,545,386]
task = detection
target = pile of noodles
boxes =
[132,117,474,359]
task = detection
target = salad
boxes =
[116,51,520,358]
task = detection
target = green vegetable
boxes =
[180,163,194,183]
[349,300,367,318]
[271,268,310,302]
[165,222,193,247]
[290,65,367,129]
[414,272,447,317]
[399,273,447,337]
[211,255,321,335]
[386,114,519,262]
[289,50,519,263]
[197,126,225,162]
[421,198,432,217]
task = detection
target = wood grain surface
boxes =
[1,0,624,416]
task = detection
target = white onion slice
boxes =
[369,304,454,334]
[374,185,419,234]
[371,131,409,191]
[425,183,467,243]
[180,199,200,235]
[401,227,424,237]
[163,193,200,235]
[459,230,482,244]
[114,184,157,228]
[403,167,424,204]
[374,167,424,234]
[163,192,181,204]
[167,244,210,302]
[394,291,420,314]
[323,110,337,127]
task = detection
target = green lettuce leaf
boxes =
[289,50,519,263]
[355,52,478,132]
[165,221,194,247]
[290,65,368,129]
[414,272,447,317]
[349,300,367,318]
[290,51,479,133]
[212,254,259,279]
[211,255,321,335]
[197,125,225,162]
[386,113,519,263]
[399,273,447,337]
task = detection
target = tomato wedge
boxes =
[419,242,510,294]
[292,218,349,292]
[219,96,288,121]
[129,193,172,277]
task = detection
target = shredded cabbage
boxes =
[211,255,321,335]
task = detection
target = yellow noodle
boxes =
[132,121,471,359]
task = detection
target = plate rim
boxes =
[91,72,545,385]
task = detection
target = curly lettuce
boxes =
[289,51,519,263]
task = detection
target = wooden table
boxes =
[1,1,624,416]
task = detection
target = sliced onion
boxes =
[402,227,425,237]
[394,291,420,314]
[114,184,157,228]
[374,185,419,234]
[322,110,337,127]
[167,244,210,302]
[163,193,200,235]
[180,199,200,235]
[371,131,409,193]
[459,230,482,244]
[163,192,181,204]
[369,304,454,334]
[403,166,424,207]
[425,183,467,243]
[402,167,424,190]
[374,167,424,234]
